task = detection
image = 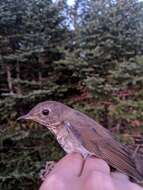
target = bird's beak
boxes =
[17,114,33,121]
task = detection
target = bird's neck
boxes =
[49,121,67,138]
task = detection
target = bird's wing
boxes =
[65,110,142,181]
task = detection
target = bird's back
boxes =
[64,109,143,183]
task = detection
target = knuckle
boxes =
[94,159,110,173]
[45,174,66,189]
[88,171,105,180]
[85,171,114,190]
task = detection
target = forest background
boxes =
[0,0,143,189]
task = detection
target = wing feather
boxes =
[67,110,143,181]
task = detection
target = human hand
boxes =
[39,153,143,190]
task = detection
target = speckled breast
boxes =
[56,127,91,158]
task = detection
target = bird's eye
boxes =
[42,109,50,116]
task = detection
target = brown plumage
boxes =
[17,101,143,183]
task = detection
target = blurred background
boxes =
[0,0,143,189]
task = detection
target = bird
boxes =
[17,100,143,183]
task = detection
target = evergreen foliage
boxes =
[0,0,143,189]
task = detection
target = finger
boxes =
[49,153,83,178]
[83,171,114,190]
[39,175,66,190]
[81,156,110,177]
[129,182,143,190]
[111,172,143,190]
[111,172,132,190]
[111,171,129,181]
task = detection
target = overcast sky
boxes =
[66,0,143,5]
[53,0,75,5]
[54,0,142,6]
[67,0,75,5]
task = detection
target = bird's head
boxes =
[17,101,70,130]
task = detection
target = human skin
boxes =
[39,153,143,190]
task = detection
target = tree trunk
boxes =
[16,60,22,95]
[38,71,42,87]
[6,64,13,94]
[38,55,43,87]
[71,1,79,31]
